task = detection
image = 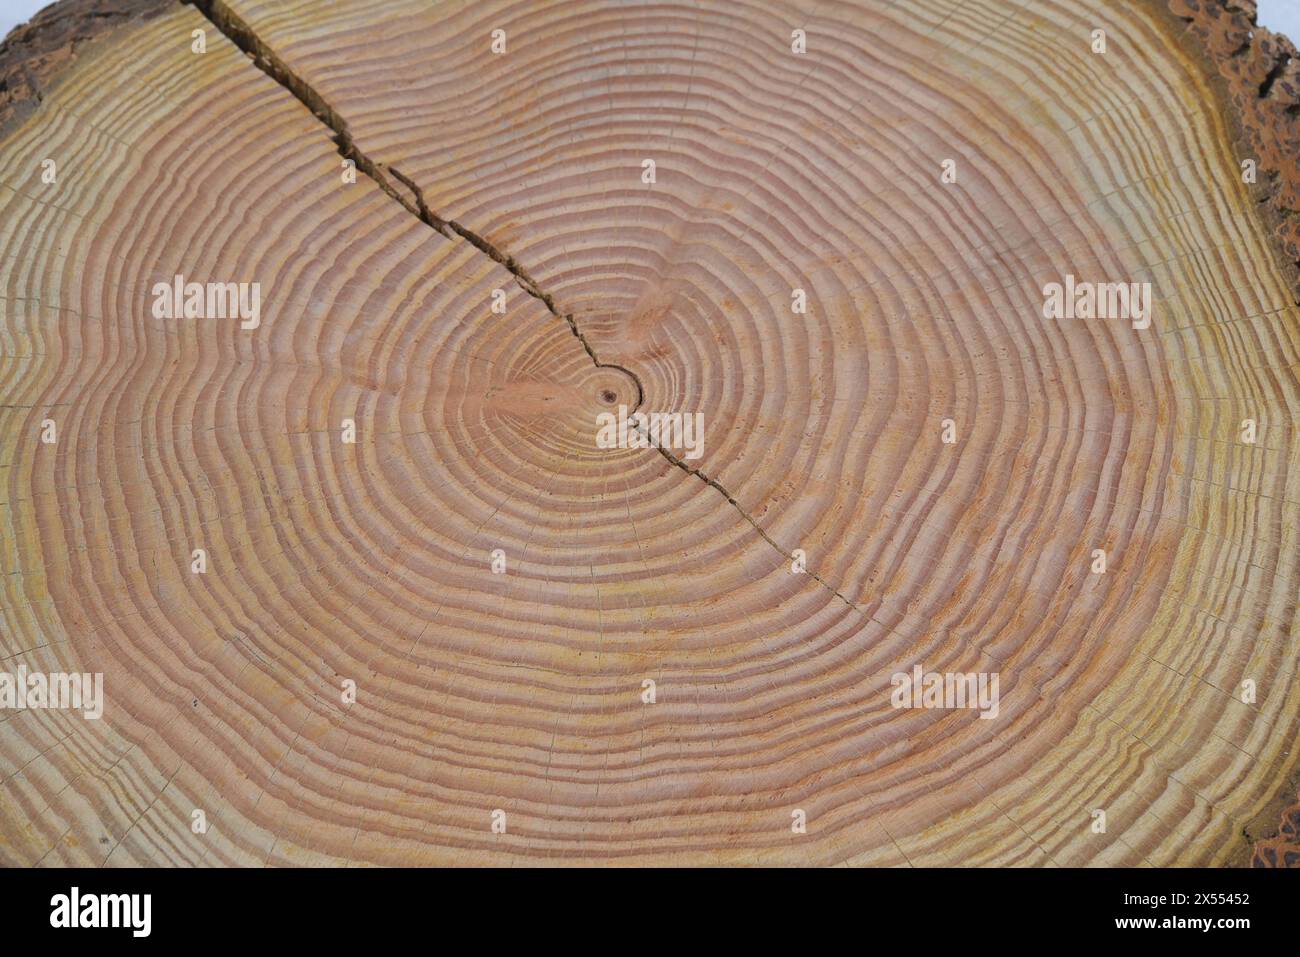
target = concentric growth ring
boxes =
[0,0,1298,866]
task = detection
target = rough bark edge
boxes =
[1248,768,1300,868]
[0,0,173,137]
[1162,0,1300,305]
[1154,0,1300,869]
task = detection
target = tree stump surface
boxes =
[1,0,1298,866]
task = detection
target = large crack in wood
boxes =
[185,0,641,405]
[645,441,863,610]
[184,0,862,612]
[0,0,1293,626]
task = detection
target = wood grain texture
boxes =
[0,0,1297,866]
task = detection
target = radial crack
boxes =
[642,438,863,611]
[186,0,642,405]
[184,0,861,613]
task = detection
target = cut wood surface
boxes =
[1,0,1298,866]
